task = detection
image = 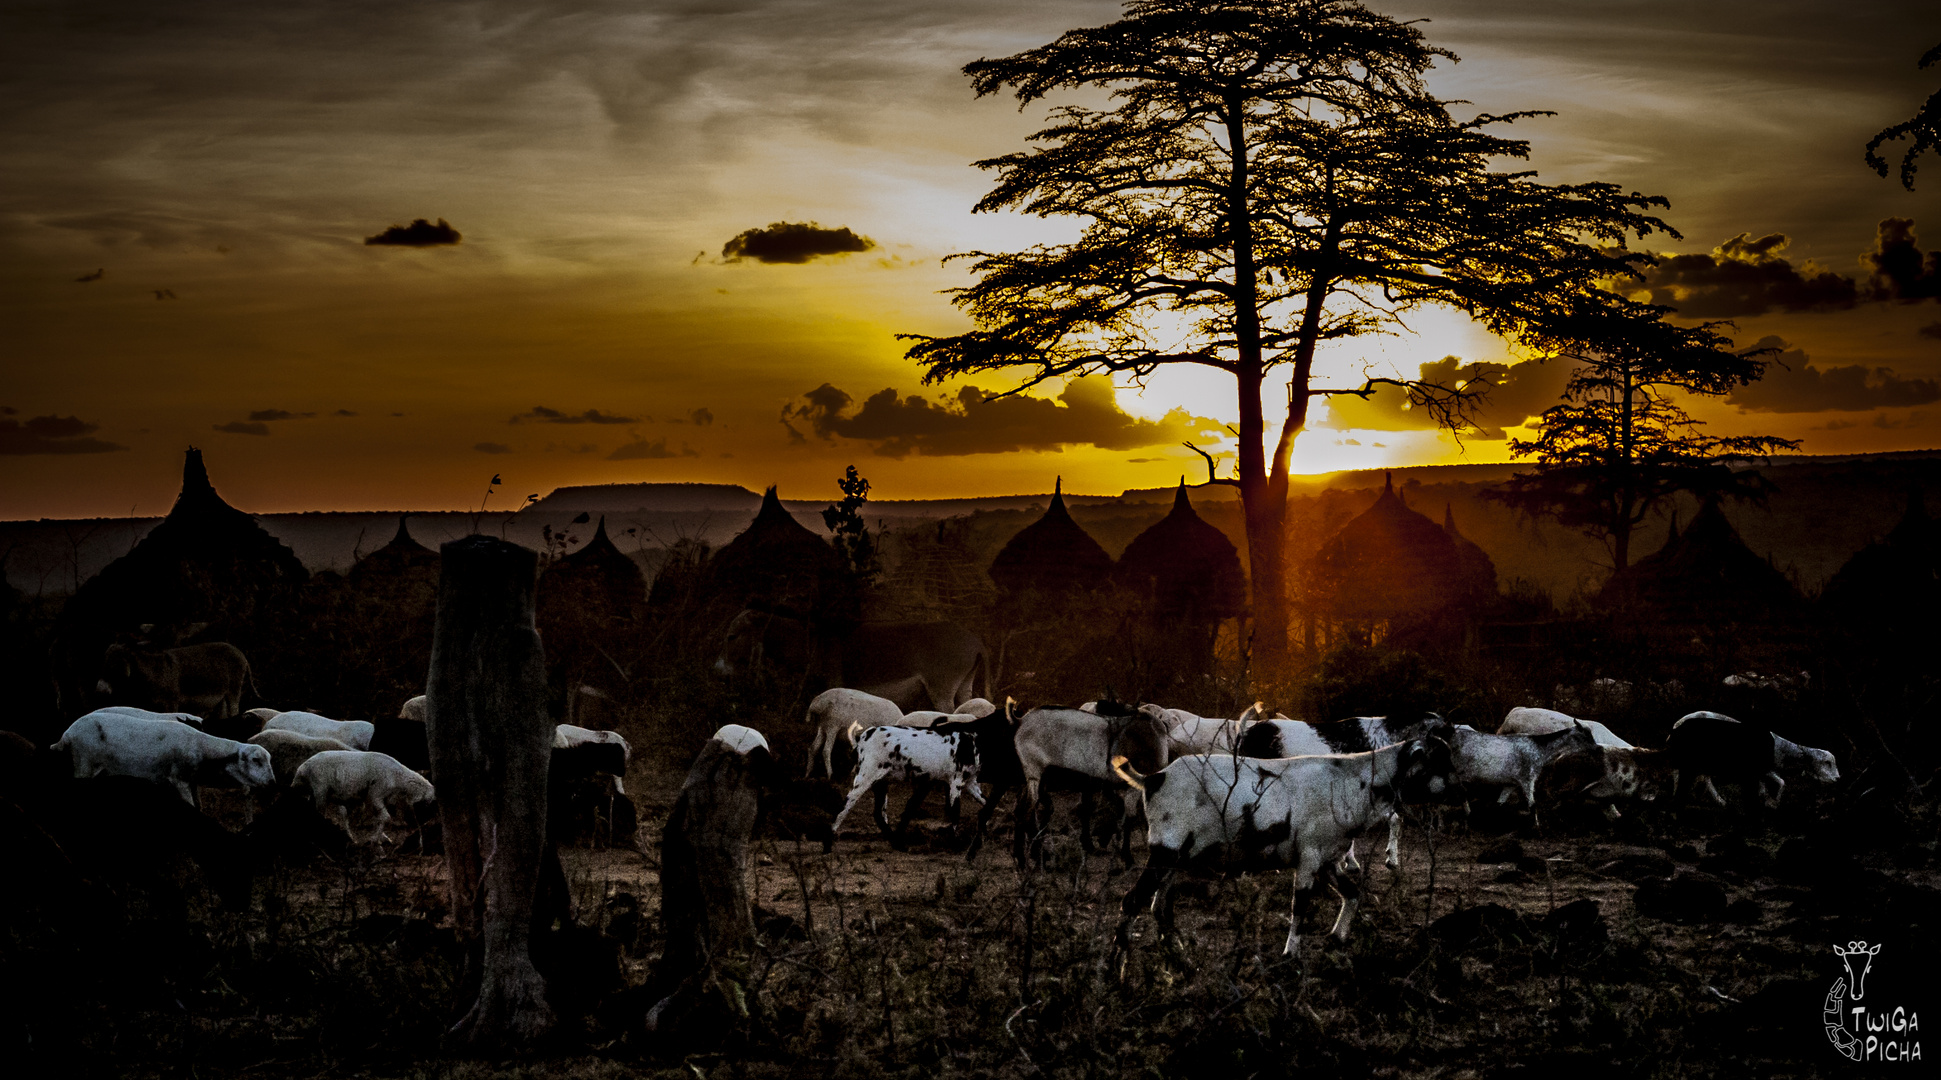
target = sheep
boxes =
[399,695,427,722]
[1011,702,1171,866]
[1498,707,1632,747]
[247,729,355,785]
[1113,735,1463,958]
[1667,710,1839,809]
[261,711,375,751]
[1499,706,1674,818]
[803,687,904,778]
[291,750,435,844]
[554,724,632,794]
[826,725,985,849]
[52,708,273,807]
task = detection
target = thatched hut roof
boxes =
[1442,503,1498,606]
[346,515,438,585]
[1598,496,1803,623]
[1304,474,1478,623]
[540,517,646,618]
[988,478,1113,595]
[51,448,309,710]
[1116,480,1246,620]
[702,486,844,615]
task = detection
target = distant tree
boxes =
[901,0,1678,672]
[820,465,877,579]
[1867,43,1941,190]
[1483,293,1799,572]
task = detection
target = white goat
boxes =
[827,725,984,845]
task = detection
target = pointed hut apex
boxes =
[1384,471,1394,494]
[1443,502,1458,535]
[182,447,214,498]
[391,514,414,545]
[1173,477,1192,512]
[592,515,610,542]
[755,485,788,520]
[1046,478,1071,517]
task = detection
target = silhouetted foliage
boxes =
[819,465,878,580]
[1485,295,1798,571]
[1867,43,1941,190]
[902,0,1681,671]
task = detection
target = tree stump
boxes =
[643,735,768,1038]
[426,536,557,1050]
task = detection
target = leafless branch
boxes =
[1184,441,1241,487]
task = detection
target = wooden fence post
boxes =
[426,535,557,1050]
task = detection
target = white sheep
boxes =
[804,687,904,777]
[247,728,354,785]
[292,750,436,843]
[54,708,273,806]
[262,710,375,751]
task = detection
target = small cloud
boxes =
[1343,438,1362,446]
[152,288,176,300]
[212,421,270,436]
[248,408,316,422]
[364,218,462,247]
[1728,337,1941,413]
[474,441,513,454]
[510,406,638,425]
[1320,355,1574,439]
[1814,418,1861,430]
[1632,233,1859,317]
[719,451,734,458]
[607,437,680,460]
[335,409,358,417]
[1873,411,1929,430]
[1863,218,1941,302]
[74,268,105,283]
[390,411,405,417]
[1,406,14,414]
[0,413,127,455]
[1921,322,1941,339]
[721,221,874,264]
[690,407,714,426]
[1126,457,1162,463]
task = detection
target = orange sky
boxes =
[4,1,1940,519]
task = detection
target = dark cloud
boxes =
[1320,355,1574,438]
[1920,322,1941,339]
[1874,411,1930,429]
[1633,233,1859,317]
[0,414,127,455]
[334,409,357,416]
[364,218,461,247]
[722,222,874,264]
[782,377,1223,458]
[74,268,104,283]
[1815,418,1861,430]
[690,408,714,426]
[1863,218,1941,302]
[607,437,699,460]
[510,406,638,425]
[1727,337,1941,413]
[473,441,512,454]
[212,421,270,436]
[248,408,315,421]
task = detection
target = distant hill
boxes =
[526,482,762,514]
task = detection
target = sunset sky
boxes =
[4,0,1940,519]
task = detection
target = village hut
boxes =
[700,486,847,620]
[538,517,649,718]
[1597,496,1804,627]
[49,448,309,716]
[1301,474,1493,647]
[1117,480,1247,621]
[987,478,1114,597]
[345,515,438,604]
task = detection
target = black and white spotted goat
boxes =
[826,722,985,849]
[1112,733,1464,959]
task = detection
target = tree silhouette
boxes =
[1867,43,1941,190]
[901,0,1677,671]
[1483,293,1798,572]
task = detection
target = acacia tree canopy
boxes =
[901,0,1683,669]
[1866,43,1941,191]
[1486,292,1800,572]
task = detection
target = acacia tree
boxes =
[902,0,1678,672]
[1867,43,1941,189]
[1484,293,1799,572]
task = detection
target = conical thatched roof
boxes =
[1442,503,1498,605]
[541,517,646,616]
[989,478,1113,595]
[346,515,438,585]
[703,486,844,615]
[51,448,309,711]
[1599,496,1803,623]
[1116,480,1246,620]
[1304,474,1474,623]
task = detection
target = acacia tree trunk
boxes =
[643,737,765,1039]
[427,536,557,1050]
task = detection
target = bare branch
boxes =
[1184,441,1241,488]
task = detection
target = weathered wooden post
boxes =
[426,536,557,1049]
[643,726,773,1037]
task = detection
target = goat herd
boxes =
[18,669,1842,970]
[792,684,1841,961]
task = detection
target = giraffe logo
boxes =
[1825,942,1923,1063]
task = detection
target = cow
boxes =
[97,641,255,720]
[1114,735,1463,959]
[713,609,988,712]
[52,708,274,807]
